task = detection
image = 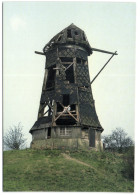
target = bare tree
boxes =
[3,123,27,150]
[102,128,134,152]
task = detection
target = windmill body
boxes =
[30,24,105,150]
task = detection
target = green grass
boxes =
[3,149,134,192]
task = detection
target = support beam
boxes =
[90,51,117,84]
[65,62,74,71]
[92,48,118,55]
[35,51,45,55]
[39,102,47,113]
[43,109,49,116]
[54,105,70,121]
[48,101,53,110]
[57,102,79,122]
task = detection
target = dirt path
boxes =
[62,153,107,178]
[62,153,93,169]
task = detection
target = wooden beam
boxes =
[54,108,68,121]
[65,62,74,71]
[92,48,118,55]
[39,103,47,113]
[55,102,79,122]
[35,51,45,55]
[56,114,77,116]
[90,51,117,84]
[43,109,49,116]
[48,101,53,109]
[66,110,79,122]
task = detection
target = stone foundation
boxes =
[30,127,103,151]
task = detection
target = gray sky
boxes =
[3,1,136,147]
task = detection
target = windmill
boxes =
[29,24,118,150]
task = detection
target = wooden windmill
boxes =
[29,24,117,150]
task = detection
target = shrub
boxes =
[122,146,134,180]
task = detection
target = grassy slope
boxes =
[3,149,134,192]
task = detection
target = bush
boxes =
[102,128,134,153]
[122,146,134,180]
[3,123,27,150]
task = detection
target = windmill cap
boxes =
[43,23,93,55]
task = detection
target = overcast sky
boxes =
[3,1,136,147]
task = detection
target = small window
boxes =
[83,86,89,89]
[67,29,72,38]
[76,58,82,64]
[76,58,87,65]
[60,127,72,136]
[58,36,62,42]
[60,127,65,136]
[74,31,78,35]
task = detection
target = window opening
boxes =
[46,65,56,90]
[76,58,87,65]
[58,36,62,42]
[67,29,72,38]
[47,127,51,138]
[60,127,72,136]
[76,58,82,64]
[44,105,49,116]
[83,86,89,89]
[60,57,74,83]
[63,94,69,106]
[65,65,74,83]
[60,127,65,136]
[75,31,78,35]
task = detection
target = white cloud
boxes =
[10,15,26,32]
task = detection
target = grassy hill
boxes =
[3,149,134,192]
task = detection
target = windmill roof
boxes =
[43,23,93,55]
